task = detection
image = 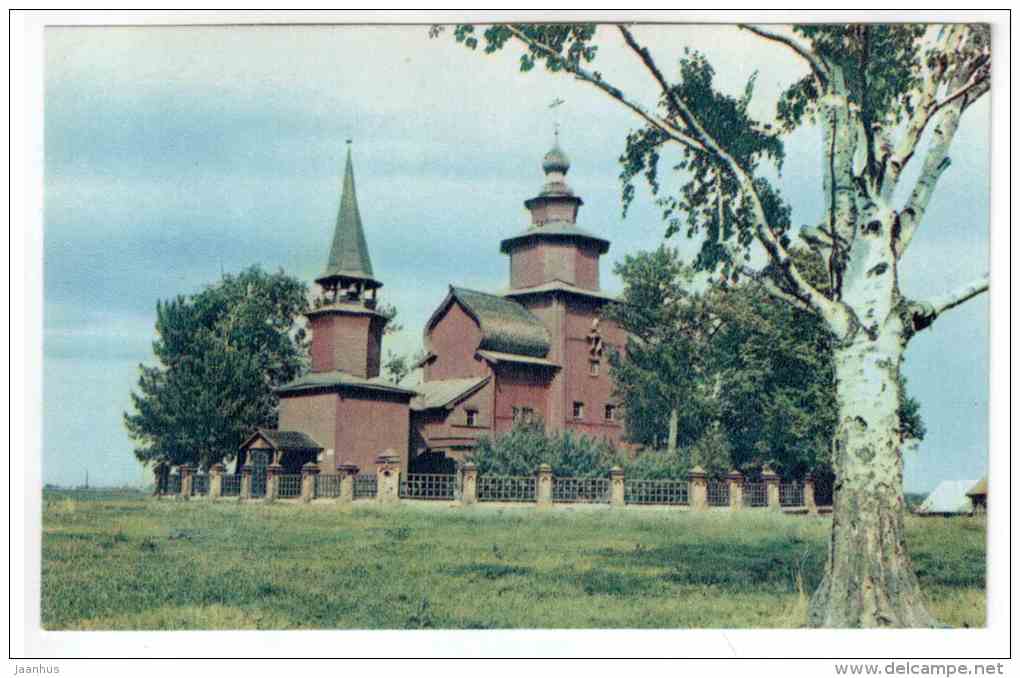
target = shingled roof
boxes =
[316,144,381,290]
[276,370,416,398]
[429,286,551,358]
[499,220,610,255]
[411,376,489,412]
[240,429,323,452]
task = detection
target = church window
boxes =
[513,407,535,424]
[605,404,617,422]
[572,401,585,419]
[466,409,478,427]
[589,359,600,376]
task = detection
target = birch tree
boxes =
[444,23,990,627]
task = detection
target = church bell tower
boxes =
[306,142,388,379]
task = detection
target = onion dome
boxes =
[542,143,570,174]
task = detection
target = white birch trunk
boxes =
[808,203,938,627]
[808,324,937,627]
[666,407,680,454]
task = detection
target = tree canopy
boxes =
[605,246,924,478]
[124,266,309,469]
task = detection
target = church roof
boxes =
[542,142,570,174]
[476,350,559,368]
[499,220,610,255]
[241,429,323,452]
[410,376,490,411]
[428,286,551,358]
[500,279,619,302]
[276,370,415,398]
[316,145,381,289]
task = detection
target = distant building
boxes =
[966,477,987,513]
[916,480,978,516]
[244,137,627,476]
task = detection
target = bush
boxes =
[690,424,732,478]
[620,448,690,480]
[467,421,701,481]
[466,421,621,478]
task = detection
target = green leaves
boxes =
[124,266,310,469]
[619,51,787,280]
[466,421,620,478]
[451,23,599,73]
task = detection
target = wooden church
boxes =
[244,137,626,475]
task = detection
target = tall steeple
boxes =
[316,141,382,302]
[305,141,389,378]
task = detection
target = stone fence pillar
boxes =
[536,464,553,508]
[461,463,478,506]
[301,462,320,503]
[240,464,253,501]
[179,464,193,500]
[727,469,744,511]
[763,465,780,510]
[338,464,359,506]
[609,466,625,507]
[209,463,225,500]
[376,452,401,504]
[265,463,283,503]
[804,474,817,514]
[688,465,708,512]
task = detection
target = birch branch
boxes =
[617,24,838,325]
[504,25,708,155]
[906,274,989,333]
[739,24,829,86]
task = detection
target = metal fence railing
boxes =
[743,480,768,507]
[314,474,341,499]
[624,479,688,505]
[477,476,537,503]
[400,473,457,500]
[813,475,834,507]
[276,474,302,499]
[191,474,209,496]
[354,474,377,499]
[221,474,241,497]
[707,479,730,507]
[780,480,805,507]
[167,473,181,495]
[552,477,610,504]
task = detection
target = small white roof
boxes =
[917,480,978,514]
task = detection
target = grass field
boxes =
[41,490,986,629]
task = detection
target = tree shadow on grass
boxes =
[588,538,828,594]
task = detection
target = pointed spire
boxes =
[316,141,382,291]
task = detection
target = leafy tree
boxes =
[608,245,924,480]
[602,246,715,453]
[689,422,732,478]
[444,23,988,627]
[124,267,309,470]
[383,347,428,385]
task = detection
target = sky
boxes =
[42,24,990,492]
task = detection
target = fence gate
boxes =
[250,449,270,498]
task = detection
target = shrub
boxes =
[620,447,690,480]
[466,420,622,478]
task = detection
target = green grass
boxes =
[41,491,986,629]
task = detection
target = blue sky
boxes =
[43,24,989,492]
